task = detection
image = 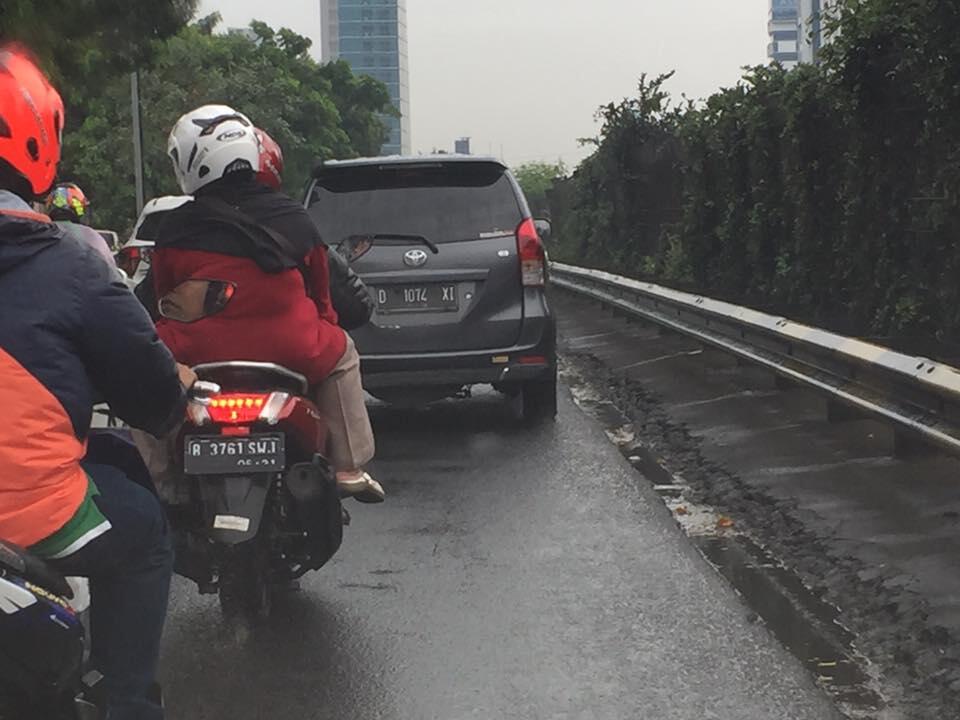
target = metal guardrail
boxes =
[551,262,960,455]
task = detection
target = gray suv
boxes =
[305,155,557,422]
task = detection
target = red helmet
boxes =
[0,45,64,197]
[254,128,284,190]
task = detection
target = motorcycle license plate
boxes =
[183,434,285,475]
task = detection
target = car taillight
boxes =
[518,355,548,365]
[115,246,152,277]
[201,392,290,425]
[516,218,545,287]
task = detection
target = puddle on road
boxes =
[562,359,892,719]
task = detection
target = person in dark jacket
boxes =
[44,181,122,272]
[0,46,193,720]
[139,105,382,502]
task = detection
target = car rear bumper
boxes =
[360,317,556,390]
[361,362,550,389]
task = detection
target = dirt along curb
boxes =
[559,345,960,720]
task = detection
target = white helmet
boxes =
[167,104,260,194]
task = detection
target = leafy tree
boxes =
[61,18,391,233]
[0,0,198,83]
[317,58,399,159]
[551,0,960,342]
[513,161,567,217]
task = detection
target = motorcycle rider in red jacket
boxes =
[139,105,382,503]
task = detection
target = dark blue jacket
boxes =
[0,195,185,546]
[0,202,185,438]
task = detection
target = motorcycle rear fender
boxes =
[198,475,271,546]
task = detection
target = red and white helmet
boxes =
[167,104,259,194]
[0,45,65,197]
[254,128,284,190]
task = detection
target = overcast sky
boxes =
[199,0,770,167]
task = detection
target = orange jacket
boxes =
[0,349,88,546]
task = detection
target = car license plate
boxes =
[375,284,458,313]
[183,434,285,475]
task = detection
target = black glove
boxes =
[327,247,375,331]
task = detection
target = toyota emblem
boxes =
[403,249,429,267]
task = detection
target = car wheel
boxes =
[521,368,558,424]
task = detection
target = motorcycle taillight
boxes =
[207,394,268,424]
[187,391,291,426]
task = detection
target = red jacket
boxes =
[153,244,346,383]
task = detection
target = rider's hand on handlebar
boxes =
[177,363,198,390]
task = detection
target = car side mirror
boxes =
[533,218,552,240]
[158,280,236,323]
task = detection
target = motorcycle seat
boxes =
[0,538,73,599]
[194,361,309,395]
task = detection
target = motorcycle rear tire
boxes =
[217,541,272,622]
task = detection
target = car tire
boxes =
[521,368,558,424]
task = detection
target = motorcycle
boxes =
[0,429,166,719]
[0,540,101,720]
[158,280,344,620]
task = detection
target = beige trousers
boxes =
[315,335,375,472]
[133,336,374,500]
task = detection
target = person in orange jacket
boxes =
[0,46,193,719]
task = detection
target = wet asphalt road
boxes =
[551,291,960,717]
[158,391,840,720]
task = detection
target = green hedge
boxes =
[551,0,960,341]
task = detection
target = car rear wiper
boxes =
[372,233,439,254]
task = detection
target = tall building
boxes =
[767,0,800,68]
[454,137,471,155]
[320,0,411,156]
[798,0,838,64]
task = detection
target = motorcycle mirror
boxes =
[336,234,375,263]
[115,245,152,277]
[158,280,236,323]
[95,229,121,253]
[533,218,552,240]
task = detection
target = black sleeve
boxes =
[76,247,186,436]
[134,267,160,321]
[327,247,375,331]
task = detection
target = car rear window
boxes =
[308,162,523,246]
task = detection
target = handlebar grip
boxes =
[188,380,221,405]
